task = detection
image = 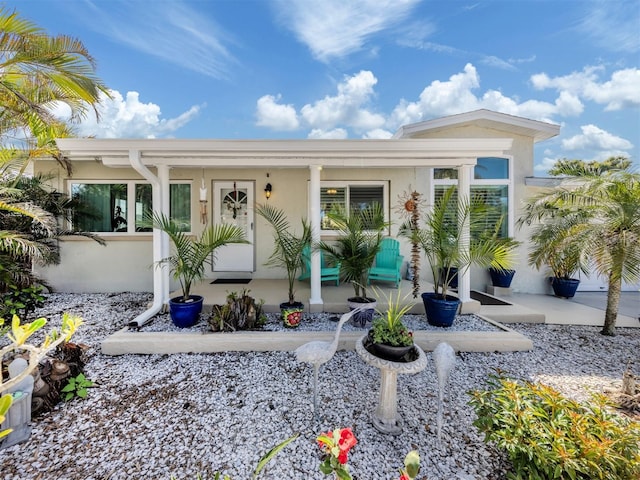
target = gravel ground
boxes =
[1,292,638,480]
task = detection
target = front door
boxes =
[212,181,254,272]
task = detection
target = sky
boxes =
[9,0,640,174]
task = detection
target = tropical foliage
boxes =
[518,159,640,335]
[318,202,389,300]
[400,186,515,299]
[0,7,107,291]
[0,7,107,172]
[469,375,640,480]
[152,212,249,302]
[255,203,311,305]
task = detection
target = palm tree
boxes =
[518,168,640,336]
[255,203,311,305]
[152,213,249,302]
[318,202,388,300]
[0,7,107,289]
[400,186,515,300]
[0,7,108,174]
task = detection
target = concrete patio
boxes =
[101,279,638,356]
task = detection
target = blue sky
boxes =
[10,0,640,173]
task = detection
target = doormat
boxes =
[211,278,251,284]
[471,290,512,306]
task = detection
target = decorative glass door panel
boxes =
[213,181,254,272]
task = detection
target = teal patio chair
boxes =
[298,245,341,285]
[368,237,403,288]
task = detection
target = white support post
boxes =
[157,164,171,305]
[309,165,323,307]
[458,164,472,306]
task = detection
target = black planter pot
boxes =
[550,277,580,298]
[280,301,304,328]
[169,295,203,328]
[347,297,377,327]
[369,341,414,362]
[421,292,460,328]
[489,268,516,288]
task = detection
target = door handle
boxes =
[251,222,254,230]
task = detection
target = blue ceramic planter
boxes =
[550,277,580,298]
[489,268,515,288]
[169,295,203,328]
[421,292,460,328]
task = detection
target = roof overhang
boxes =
[394,109,560,143]
[55,137,513,169]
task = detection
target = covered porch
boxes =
[56,137,514,327]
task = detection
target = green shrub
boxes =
[0,284,45,319]
[468,375,640,480]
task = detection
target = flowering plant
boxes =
[399,450,420,479]
[317,427,357,479]
[317,428,421,480]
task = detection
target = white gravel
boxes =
[1,292,638,480]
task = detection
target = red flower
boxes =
[338,427,357,452]
[338,450,348,464]
[399,474,410,480]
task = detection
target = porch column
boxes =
[157,164,171,304]
[309,164,323,308]
[457,163,474,311]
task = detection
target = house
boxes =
[34,109,562,318]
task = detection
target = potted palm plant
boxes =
[152,212,248,327]
[366,289,416,362]
[255,203,311,328]
[485,218,521,288]
[400,186,514,327]
[518,209,589,298]
[318,202,389,326]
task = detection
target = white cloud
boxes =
[255,95,300,130]
[576,1,640,53]
[67,90,201,138]
[534,156,562,174]
[363,128,393,139]
[388,63,590,131]
[561,124,634,152]
[307,128,348,139]
[272,0,420,61]
[531,66,640,111]
[79,0,237,79]
[300,71,385,131]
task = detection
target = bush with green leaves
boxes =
[0,284,45,319]
[469,375,640,480]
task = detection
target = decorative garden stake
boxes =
[433,342,456,443]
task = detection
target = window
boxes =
[432,157,511,238]
[70,181,192,233]
[320,182,387,231]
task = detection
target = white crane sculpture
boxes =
[295,307,364,421]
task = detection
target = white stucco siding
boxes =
[38,239,153,293]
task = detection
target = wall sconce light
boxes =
[264,183,272,199]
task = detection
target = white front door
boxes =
[212,181,254,272]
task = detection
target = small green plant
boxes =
[370,288,415,347]
[0,284,45,319]
[61,373,95,401]
[469,374,640,480]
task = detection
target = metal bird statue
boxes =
[295,307,364,422]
